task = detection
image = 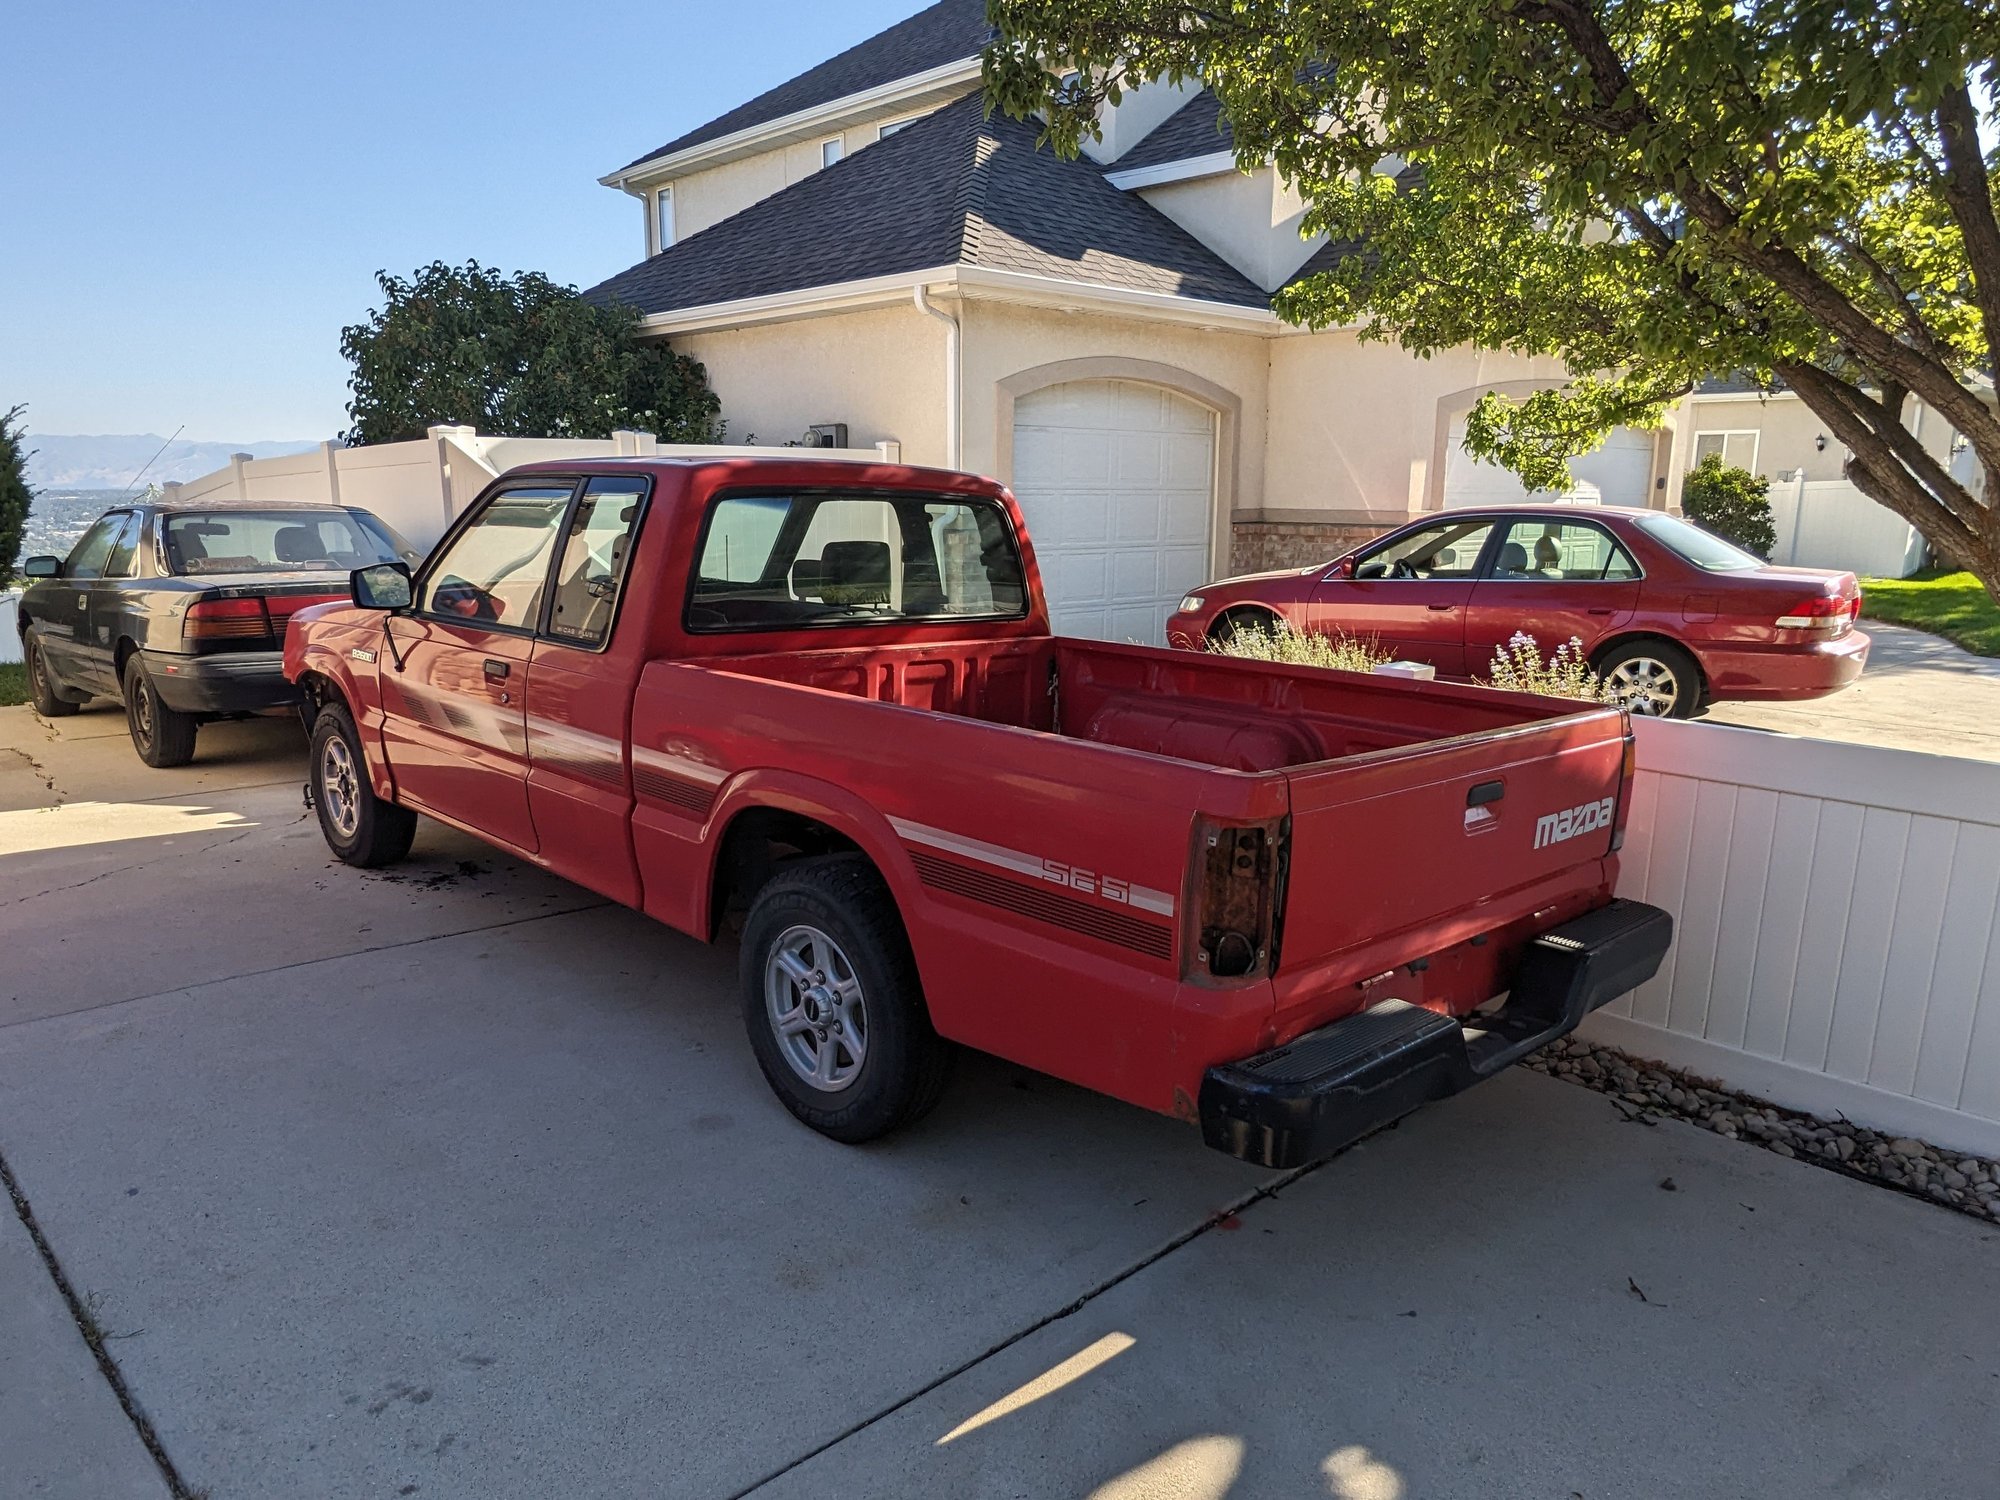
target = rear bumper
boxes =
[1700,629,1869,702]
[142,649,294,714]
[1199,899,1673,1168]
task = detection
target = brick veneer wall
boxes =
[1228,520,1391,575]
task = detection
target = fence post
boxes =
[427,425,479,528]
[229,452,253,501]
[875,440,902,464]
[321,440,343,507]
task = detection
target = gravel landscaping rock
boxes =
[1522,1035,1999,1224]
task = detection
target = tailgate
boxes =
[1278,709,1629,971]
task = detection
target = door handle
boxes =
[1587,607,1614,616]
[1426,602,1455,612]
[483,658,511,681]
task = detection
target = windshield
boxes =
[1636,514,1763,572]
[688,492,1027,631]
[163,509,418,576]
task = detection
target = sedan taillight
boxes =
[184,596,271,640]
[1773,595,1858,633]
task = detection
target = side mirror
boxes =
[351,561,413,610]
[22,556,60,578]
[1326,558,1355,580]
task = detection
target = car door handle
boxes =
[1426,602,1455,612]
[1587,607,1614,616]
[483,658,510,681]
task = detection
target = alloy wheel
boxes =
[764,924,868,1092]
[1605,656,1680,717]
[319,734,362,841]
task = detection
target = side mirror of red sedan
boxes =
[1325,558,1354,580]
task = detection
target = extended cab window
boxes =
[546,476,648,648]
[688,492,1026,631]
[1354,519,1495,580]
[419,485,574,629]
[1489,520,1639,581]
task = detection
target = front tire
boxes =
[1594,639,1702,720]
[122,657,198,766]
[25,632,80,717]
[739,854,953,1143]
[1207,607,1284,648]
[310,702,417,867]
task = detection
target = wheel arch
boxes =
[1589,630,1710,701]
[1205,602,1290,643]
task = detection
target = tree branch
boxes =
[1935,82,2000,382]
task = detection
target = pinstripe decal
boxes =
[888,816,1177,918]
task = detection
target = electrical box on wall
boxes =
[807,423,848,449]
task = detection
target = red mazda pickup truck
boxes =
[284,457,1670,1168]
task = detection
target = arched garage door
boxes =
[1443,416,1656,507]
[1011,380,1216,641]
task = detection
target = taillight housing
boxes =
[183,596,271,641]
[1185,815,1287,984]
[1774,594,1859,633]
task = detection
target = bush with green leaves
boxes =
[1206,620,1392,673]
[340,262,722,446]
[0,406,30,589]
[1681,454,1777,558]
[1484,633,1610,703]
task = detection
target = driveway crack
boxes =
[0,1146,199,1499]
[725,1151,1343,1499]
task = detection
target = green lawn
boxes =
[0,662,26,707]
[1859,569,2000,657]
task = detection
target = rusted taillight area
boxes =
[1185,815,1287,985]
[183,596,272,642]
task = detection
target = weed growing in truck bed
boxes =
[1483,633,1610,702]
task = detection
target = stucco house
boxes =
[586,0,1951,637]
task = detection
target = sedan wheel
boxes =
[1594,639,1702,720]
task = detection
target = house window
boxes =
[820,137,843,169]
[878,118,914,137]
[1693,430,1759,472]
[654,186,675,252]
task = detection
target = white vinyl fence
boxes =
[1767,474,1928,578]
[1588,716,2000,1157]
[162,426,898,552]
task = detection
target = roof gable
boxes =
[587,93,1271,318]
[616,0,991,176]
[1109,91,1236,174]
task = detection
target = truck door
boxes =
[1463,517,1642,672]
[376,482,575,853]
[523,474,651,906]
[1308,517,1497,675]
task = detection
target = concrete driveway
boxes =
[1705,620,2000,761]
[2,703,1995,1500]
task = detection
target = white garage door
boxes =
[1443,418,1655,508]
[1011,380,1215,642]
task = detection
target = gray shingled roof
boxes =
[1109,91,1236,173]
[586,92,1272,316]
[615,0,991,175]
[1697,373,1787,395]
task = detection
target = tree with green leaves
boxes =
[984,0,2000,602]
[341,262,722,446]
[1682,453,1778,556]
[0,406,32,589]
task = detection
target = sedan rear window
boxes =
[688,492,1027,631]
[1636,514,1763,572]
[164,510,415,576]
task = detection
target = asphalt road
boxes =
[2,702,1995,1500]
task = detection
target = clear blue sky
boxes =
[1,0,922,441]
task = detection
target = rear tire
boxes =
[1594,639,1702,720]
[24,633,80,717]
[739,854,953,1143]
[122,657,198,766]
[310,702,417,867]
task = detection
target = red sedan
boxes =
[1167,506,1868,718]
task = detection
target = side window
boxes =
[1355,520,1495,580]
[64,515,128,581]
[1491,520,1640,582]
[419,485,574,629]
[105,513,145,578]
[546,476,648,648]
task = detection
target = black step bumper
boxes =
[1200,899,1673,1168]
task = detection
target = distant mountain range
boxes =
[23,432,324,490]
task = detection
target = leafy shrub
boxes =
[1484,632,1610,701]
[1681,453,1776,557]
[0,406,28,588]
[1207,620,1393,673]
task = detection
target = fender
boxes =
[693,767,927,940]
[288,621,399,803]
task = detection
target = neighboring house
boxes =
[585,0,1941,636]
